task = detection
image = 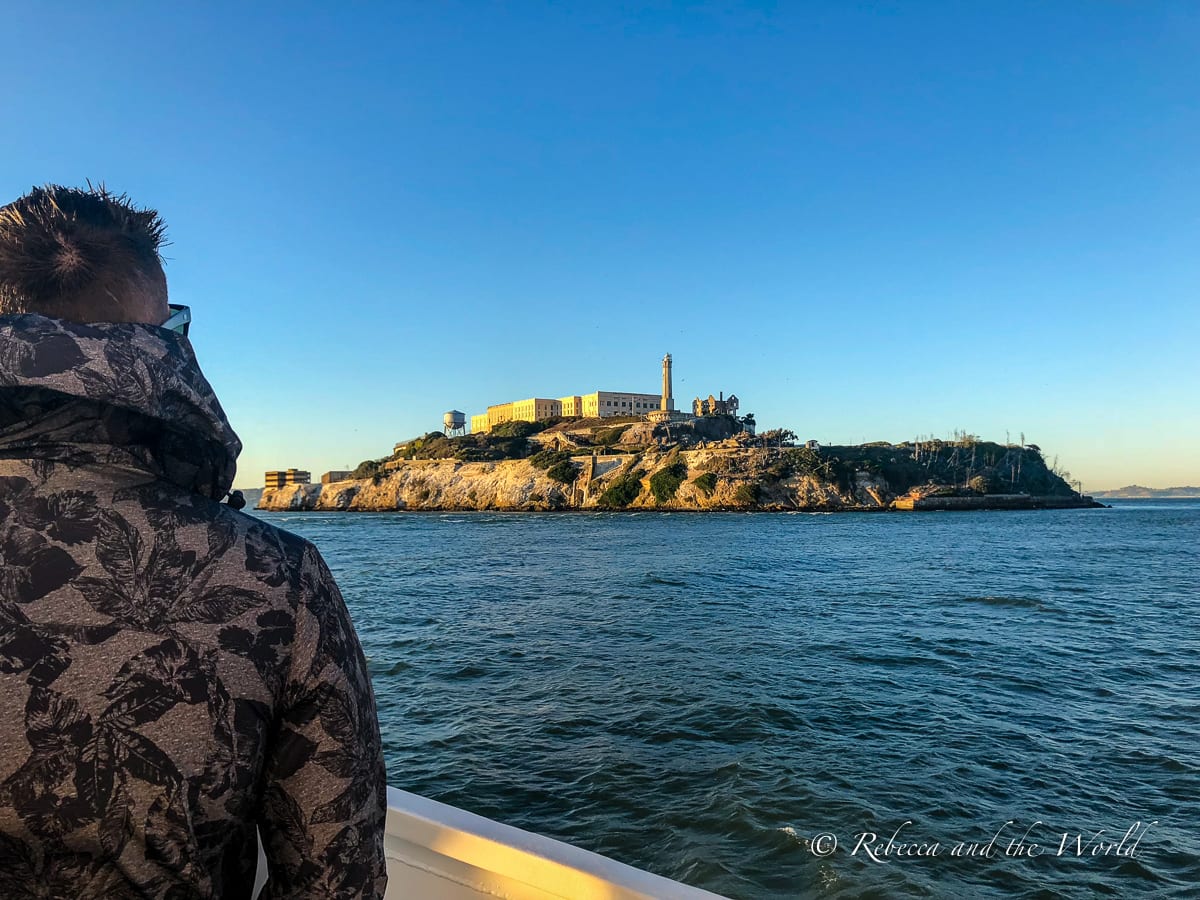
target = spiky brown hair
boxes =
[0,183,168,318]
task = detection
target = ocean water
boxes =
[250,502,1200,899]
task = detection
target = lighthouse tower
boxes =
[648,353,680,424]
[661,353,674,412]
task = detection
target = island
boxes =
[258,353,1103,513]
[257,416,1100,513]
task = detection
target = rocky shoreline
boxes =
[256,447,1103,513]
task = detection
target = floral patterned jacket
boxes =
[0,316,386,898]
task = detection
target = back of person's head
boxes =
[0,183,169,325]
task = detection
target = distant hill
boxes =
[1090,485,1200,499]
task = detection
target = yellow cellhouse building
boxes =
[471,392,663,433]
[471,355,681,433]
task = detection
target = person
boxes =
[0,185,387,898]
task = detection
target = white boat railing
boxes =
[382,786,728,899]
[254,786,728,899]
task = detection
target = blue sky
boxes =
[2,1,1196,490]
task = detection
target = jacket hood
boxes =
[0,314,241,499]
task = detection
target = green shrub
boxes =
[490,420,544,438]
[453,446,487,462]
[595,425,630,446]
[781,447,822,477]
[734,482,762,505]
[598,470,644,508]
[546,460,579,484]
[496,438,529,460]
[692,472,718,496]
[530,448,573,470]
[649,461,687,503]
[352,458,384,479]
[879,457,927,489]
[764,459,791,481]
[409,433,457,460]
[448,436,527,462]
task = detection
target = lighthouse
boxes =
[661,353,674,412]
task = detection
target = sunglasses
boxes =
[163,304,191,337]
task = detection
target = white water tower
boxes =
[443,410,466,437]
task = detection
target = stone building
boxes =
[264,469,310,489]
[692,392,739,417]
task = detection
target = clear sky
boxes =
[3,1,1196,490]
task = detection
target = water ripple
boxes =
[253,502,1200,899]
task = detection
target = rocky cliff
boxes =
[257,444,1096,512]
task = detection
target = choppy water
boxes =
[251,502,1200,899]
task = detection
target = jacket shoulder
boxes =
[106,480,319,592]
